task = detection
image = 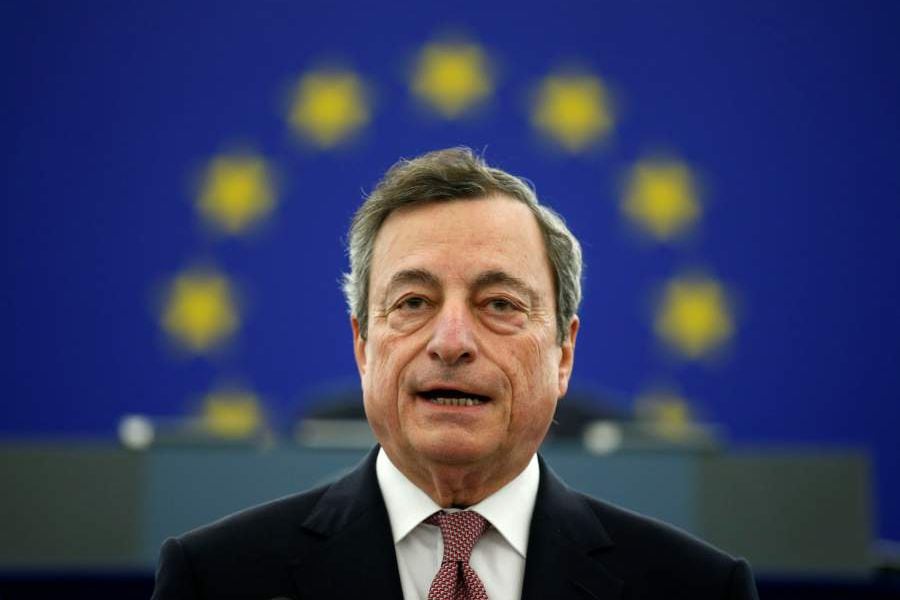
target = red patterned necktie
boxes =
[425,511,490,600]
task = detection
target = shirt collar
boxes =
[375,447,539,558]
[376,447,443,543]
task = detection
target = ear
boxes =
[351,316,367,377]
[557,315,579,397]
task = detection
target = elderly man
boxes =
[152,148,758,599]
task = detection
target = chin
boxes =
[412,434,496,467]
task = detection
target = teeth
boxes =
[428,397,485,407]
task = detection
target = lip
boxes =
[414,385,493,409]
[416,383,492,399]
[415,394,491,413]
[417,386,491,400]
[416,393,489,405]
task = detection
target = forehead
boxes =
[370,195,554,293]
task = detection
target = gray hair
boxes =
[342,147,583,344]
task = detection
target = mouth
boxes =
[417,388,491,407]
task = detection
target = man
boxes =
[152,148,758,599]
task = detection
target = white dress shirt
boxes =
[375,447,539,600]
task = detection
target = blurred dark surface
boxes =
[0,443,874,577]
[1,574,899,600]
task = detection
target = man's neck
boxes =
[383,447,534,508]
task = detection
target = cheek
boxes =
[520,333,559,385]
[365,348,397,402]
[363,333,420,402]
[507,335,561,414]
[362,340,402,440]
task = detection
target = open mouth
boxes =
[418,388,490,407]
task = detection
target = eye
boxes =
[485,297,518,313]
[396,296,429,311]
[385,294,434,332]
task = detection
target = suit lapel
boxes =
[288,448,404,599]
[287,449,623,600]
[521,456,623,600]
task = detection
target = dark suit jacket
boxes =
[152,448,758,599]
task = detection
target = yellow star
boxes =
[288,69,370,148]
[198,154,276,235]
[161,268,239,353]
[635,389,694,440]
[622,159,701,241]
[531,72,614,152]
[201,387,263,439]
[411,41,493,118]
[655,275,734,359]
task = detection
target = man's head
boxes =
[343,148,584,503]
[343,147,582,345]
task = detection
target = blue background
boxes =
[3,1,899,541]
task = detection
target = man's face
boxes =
[353,195,578,481]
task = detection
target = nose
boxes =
[426,301,477,366]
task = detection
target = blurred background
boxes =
[2,1,899,597]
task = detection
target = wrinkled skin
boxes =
[353,195,578,507]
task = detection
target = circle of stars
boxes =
[153,32,741,437]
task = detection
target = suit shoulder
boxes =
[580,491,740,571]
[179,481,330,555]
[154,484,335,599]
[575,492,757,597]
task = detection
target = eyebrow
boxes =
[381,268,542,306]
[473,270,541,306]
[383,268,441,302]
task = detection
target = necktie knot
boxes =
[425,511,490,599]
[426,511,489,563]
